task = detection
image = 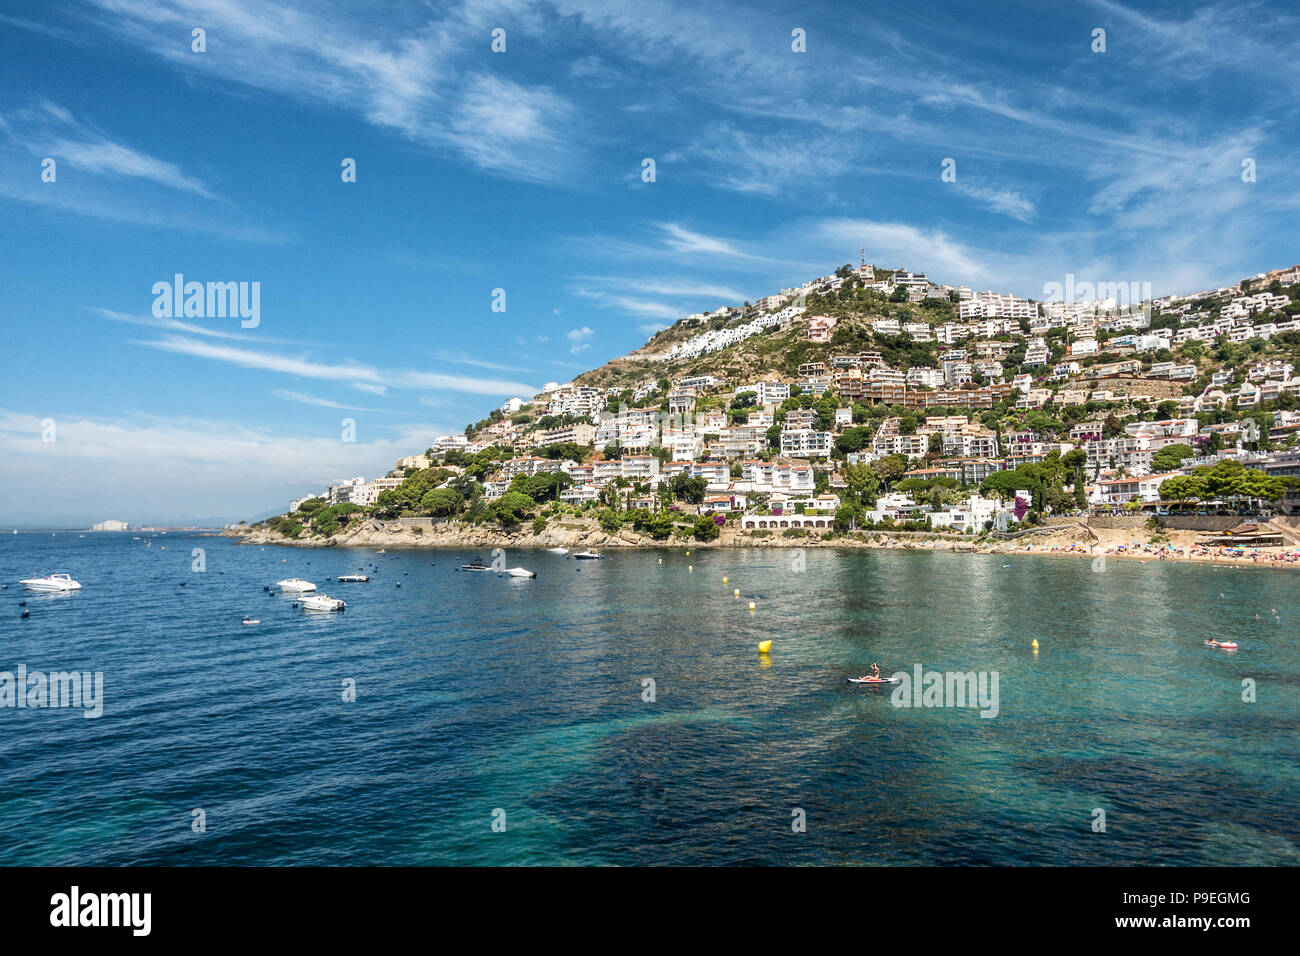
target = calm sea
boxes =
[0,532,1296,865]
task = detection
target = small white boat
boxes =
[546,547,568,555]
[299,594,346,611]
[20,573,82,592]
[241,617,260,625]
[503,567,536,578]
[573,550,604,560]
[337,574,370,582]
[458,562,493,572]
[275,578,317,593]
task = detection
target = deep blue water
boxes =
[0,532,1296,865]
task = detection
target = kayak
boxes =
[1203,640,1239,650]
[848,676,900,685]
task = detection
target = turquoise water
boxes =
[0,533,1296,865]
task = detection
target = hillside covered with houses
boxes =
[255,257,1300,544]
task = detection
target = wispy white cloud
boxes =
[572,287,684,322]
[136,335,538,397]
[270,389,391,412]
[575,275,748,301]
[952,183,1035,222]
[813,218,991,286]
[565,326,595,354]
[70,0,587,184]
[658,222,752,259]
[0,100,288,240]
[92,308,251,341]
[434,350,537,374]
[1,101,218,198]
[668,124,860,196]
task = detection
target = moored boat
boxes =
[299,594,346,611]
[503,567,536,578]
[275,578,317,593]
[19,573,82,592]
[573,550,604,560]
[337,574,370,582]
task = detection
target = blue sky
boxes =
[1,0,1297,526]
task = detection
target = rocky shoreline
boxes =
[221,517,1300,570]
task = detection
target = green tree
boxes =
[833,502,865,533]
[844,463,880,506]
[493,491,535,526]
[871,454,908,490]
[692,515,721,540]
[420,488,462,516]
[835,425,873,454]
[669,473,708,504]
[310,503,362,537]
[540,442,588,462]
[1150,444,1195,472]
[512,471,573,503]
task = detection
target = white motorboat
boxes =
[20,573,82,592]
[299,594,346,611]
[503,567,536,578]
[337,574,370,582]
[573,550,604,560]
[275,578,317,593]
[546,547,568,554]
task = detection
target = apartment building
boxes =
[736,381,791,405]
[780,428,834,459]
[872,432,930,457]
[741,458,816,493]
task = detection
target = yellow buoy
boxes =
[734,589,740,598]
[1031,639,1039,650]
[688,565,693,572]
[758,640,772,654]
[722,576,728,584]
[748,601,756,611]
[686,550,690,556]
